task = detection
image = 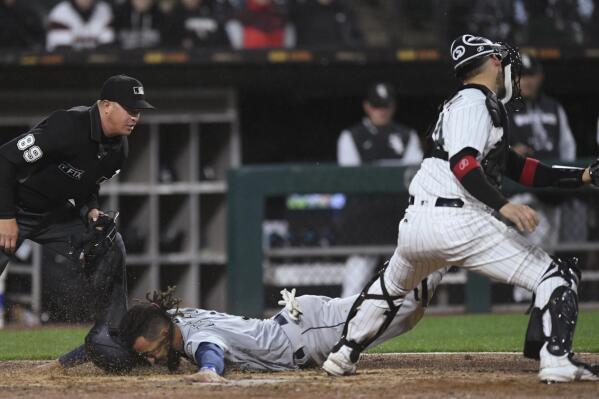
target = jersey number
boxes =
[431,113,445,148]
[17,134,43,163]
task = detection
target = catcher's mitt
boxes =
[589,159,599,187]
[70,211,119,271]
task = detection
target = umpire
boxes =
[0,74,154,371]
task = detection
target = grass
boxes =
[370,310,599,353]
[0,326,88,360]
[1,311,598,360]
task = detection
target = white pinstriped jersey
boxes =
[409,88,504,205]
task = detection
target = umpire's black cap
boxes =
[521,54,543,76]
[100,75,155,110]
[365,82,395,108]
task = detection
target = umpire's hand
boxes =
[87,208,102,223]
[0,218,18,254]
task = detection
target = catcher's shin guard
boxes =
[524,257,580,359]
[332,262,405,362]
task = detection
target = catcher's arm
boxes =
[505,149,598,188]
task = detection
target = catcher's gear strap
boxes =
[539,257,581,288]
[505,150,585,188]
[523,258,581,359]
[427,84,506,163]
[333,263,404,363]
[449,147,508,211]
[413,277,430,307]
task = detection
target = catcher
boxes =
[116,268,447,383]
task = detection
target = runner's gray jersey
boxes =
[173,308,295,371]
[291,293,424,366]
[170,287,431,371]
[410,88,503,205]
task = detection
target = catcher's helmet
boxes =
[450,34,503,71]
[450,33,522,105]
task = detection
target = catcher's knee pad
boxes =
[334,262,405,362]
[524,258,581,360]
[85,322,139,373]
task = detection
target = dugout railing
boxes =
[227,161,599,317]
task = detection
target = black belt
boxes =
[408,195,464,208]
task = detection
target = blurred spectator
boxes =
[226,0,294,49]
[517,0,591,46]
[0,0,44,50]
[394,0,438,47]
[467,0,517,43]
[508,54,581,302]
[585,0,599,45]
[349,0,399,47]
[509,55,575,163]
[114,0,161,49]
[291,0,358,48]
[46,0,115,51]
[337,82,422,297]
[156,0,185,47]
[337,82,422,166]
[180,0,231,48]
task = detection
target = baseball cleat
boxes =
[322,347,356,376]
[539,346,599,383]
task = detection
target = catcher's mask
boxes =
[450,34,522,105]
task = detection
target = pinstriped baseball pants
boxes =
[346,201,553,344]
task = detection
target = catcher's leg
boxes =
[369,266,448,349]
[323,247,440,376]
[524,257,599,383]
[464,219,598,383]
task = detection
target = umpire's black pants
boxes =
[0,205,128,367]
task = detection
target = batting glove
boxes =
[278,288,303,321]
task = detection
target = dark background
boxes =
[2,57,599,164]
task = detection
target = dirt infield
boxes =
[1,353,598,399]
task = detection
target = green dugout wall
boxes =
[226,164,494,317]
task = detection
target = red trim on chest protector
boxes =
[452,155,479,181]
[519,158,539,186]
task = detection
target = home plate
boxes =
[228,378,291,386]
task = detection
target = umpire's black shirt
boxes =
[0,103,128,218]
